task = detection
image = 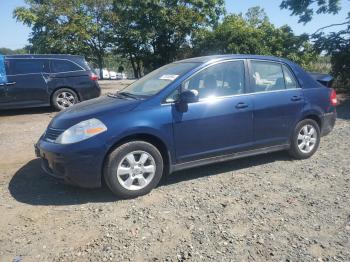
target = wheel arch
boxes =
[289,112,322,144]
[301,113,322,129]
[102,133,172,185]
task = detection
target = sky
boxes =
[0,0,349,49]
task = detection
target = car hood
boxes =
[49,95,141,129]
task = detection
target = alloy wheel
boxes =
[56,91,76,109]
[297,124,317,154]
[116,151,156,191]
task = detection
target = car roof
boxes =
[175,54,291,64]
[5,54,90,70]
[5,54,85,60]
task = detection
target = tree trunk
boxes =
[136,59,142,78]
[97,55,104,79]
[129,53,139,78]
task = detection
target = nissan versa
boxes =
[35,55,337,198]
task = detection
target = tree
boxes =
[118,65,124,73]
[111,0,225,77]
[280,0,350,90]
[192,7,317,68]
[14,0,225,78]
[14,0,113,78]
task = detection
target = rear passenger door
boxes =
[248,60,304,148]
[5,58,50,107]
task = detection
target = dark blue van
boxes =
[35,55,337,198]
[0,54,100,110]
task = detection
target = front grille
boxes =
[44,128,64,142]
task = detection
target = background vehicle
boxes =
[118,72,128,80]
[36,55,337,198]
[109,71,117,80]
[95,68,110,79]
[0,54,100,110]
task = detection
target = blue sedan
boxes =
[35,55,337,198]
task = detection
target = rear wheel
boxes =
[51,88,79,110]
[288,119,320,159]
[104,141,164,198]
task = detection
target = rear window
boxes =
[9,59,49,75]
[51,59,83,73]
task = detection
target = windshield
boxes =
[120,62,199,97]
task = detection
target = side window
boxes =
[251,61,285,92]
[165,88,180,103]
[10,59,49,75]
[182,61,245,99]
[51,60,82,73]
[4,59,10,75]
[282,65,298,89]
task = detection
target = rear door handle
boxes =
[6,82,16,86]
[291,95,302,101]
[235,102,249,109]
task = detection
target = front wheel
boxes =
[104,141,164,198]
[288,119,321,159]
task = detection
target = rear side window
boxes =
[251,61,285,92]
[4,60,10,74]
[51,59,83,73]
[9,59,49,75]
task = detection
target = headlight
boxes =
[55,118,107,144]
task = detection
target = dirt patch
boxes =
[0,86,349,261]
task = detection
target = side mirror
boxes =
[175,89,199,112]
[178,89,199,104]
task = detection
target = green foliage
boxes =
[314,28,350,90]
[0,47,28,55]
[304,56,332,73]
[118,66,125,73]
[112,0,225,77]
[14,0,113,78]
[14,0,347,88]
[280,0,341,23]
[192,8,317,68]
[280,0,349,91]
[14,0,225,78]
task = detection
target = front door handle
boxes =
[6,82,16,86]
[291,95,302,101]
[235,102,249,109]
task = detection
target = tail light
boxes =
[330,88,337,106]
[90,73,98,81]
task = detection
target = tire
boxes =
[288,119,321,159]
[104,141,164,198]
[51,88,79,111]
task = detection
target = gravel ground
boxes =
[0,82,349,262]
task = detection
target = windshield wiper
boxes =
[108,91,140,100]
[107,93,119,98]
[118,91,139,99]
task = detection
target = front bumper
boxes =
[321,111,337,136]
[35,137,107,188]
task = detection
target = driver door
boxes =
[172,60,254,163]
